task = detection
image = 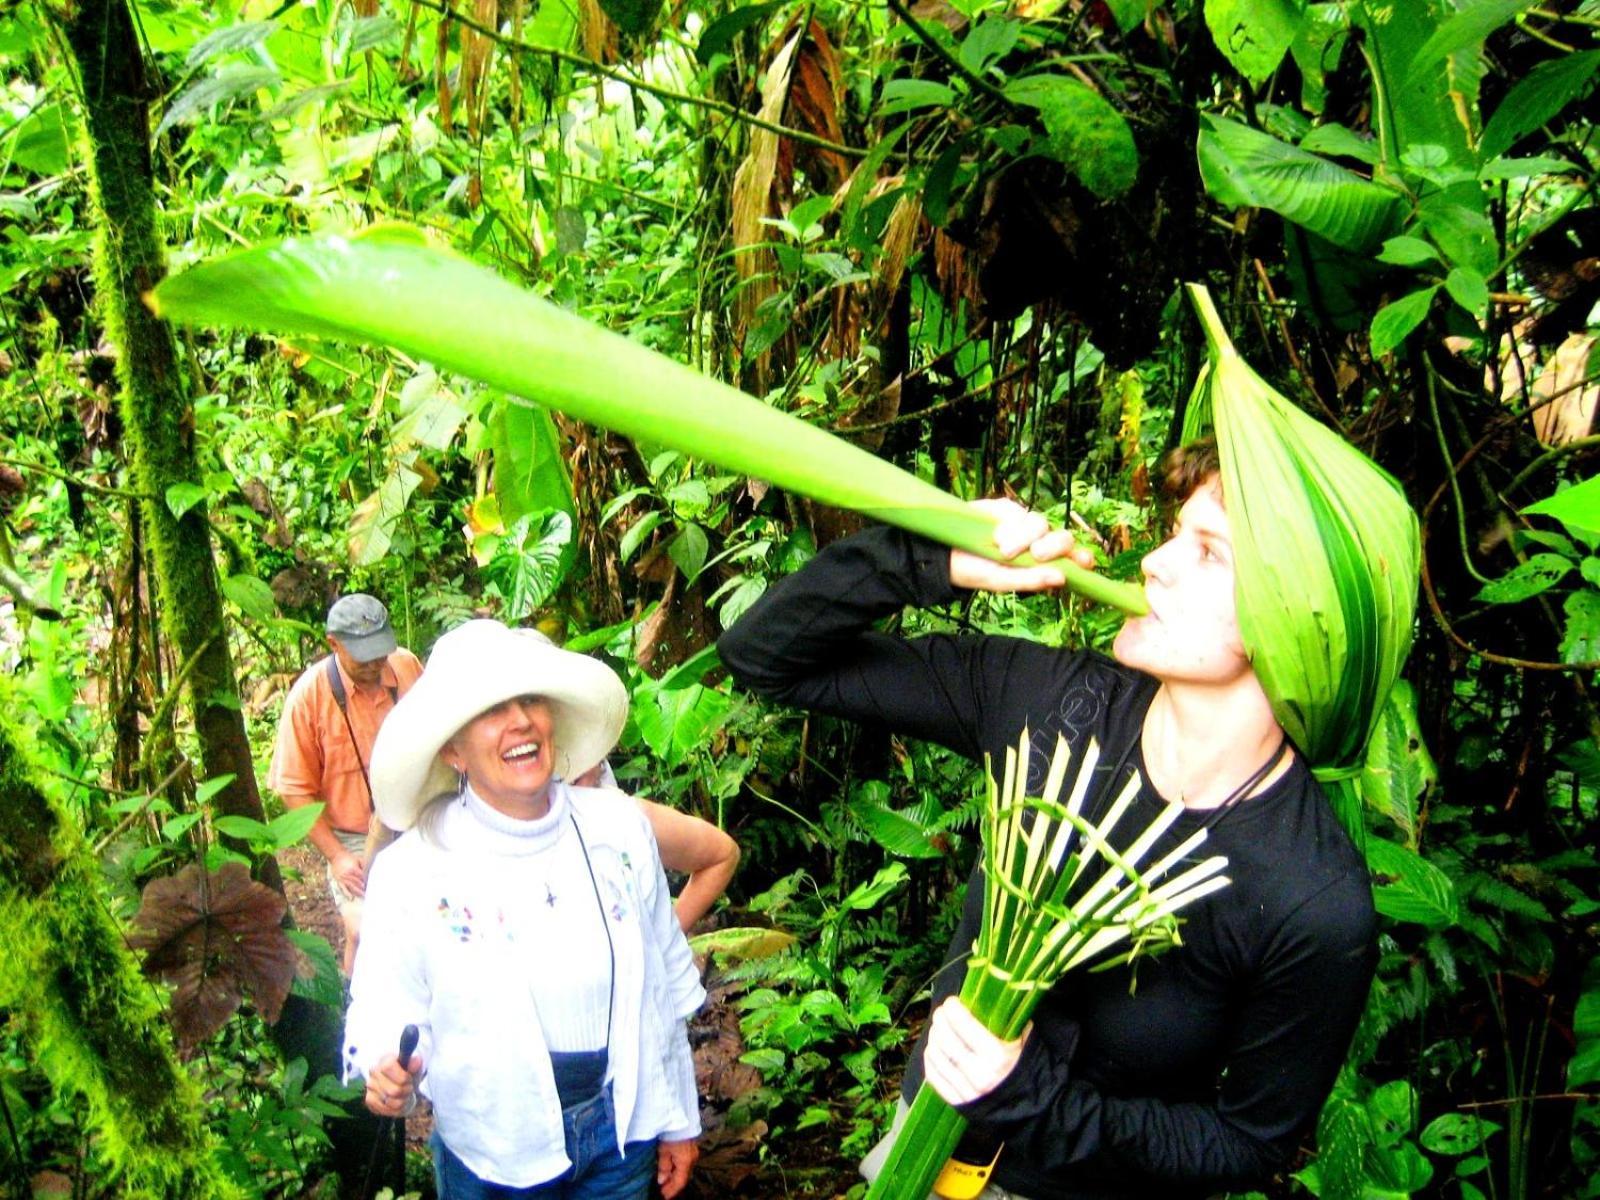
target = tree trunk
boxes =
[0,682,240,1199]
[59,0,276,878]
[59,11,390,1194]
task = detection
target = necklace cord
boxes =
[569,811,617,1059]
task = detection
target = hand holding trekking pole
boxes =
[364,1024,422,1118]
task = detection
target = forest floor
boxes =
[278,844,856,1198]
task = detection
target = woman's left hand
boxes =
[922,997,1030,1106]
[657,1137,698,1198]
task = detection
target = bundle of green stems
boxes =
[866,732,1231,1200]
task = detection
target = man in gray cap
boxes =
[268,594,423,974]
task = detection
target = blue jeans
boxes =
[431,1086,657,1199]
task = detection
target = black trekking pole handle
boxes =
[361,1024,422,1200]
[397,1023,419,1072]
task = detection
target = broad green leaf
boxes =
[1480,49,1600,160]
[526,0,578,50]
[688,926,796,961]
[852,797,945,859]
[1568,1041,1600,1089]
[491,400,575,528]
[1103,0,1154,33]
[185,19,277,69]
[286,929,343,1008]
[1004,75,1137,197]
[1561,591,1600,664]
[1369,1078,1417,1144]
[1420,1113,1499,1156]
[633,680,731,769]
[1418,196,1496,275]
[1408,0,1535,75]
[1197,115,1402,252]
[1573,959,1600,1086]
[1289,4,1348,114]
[1524,474,1600,534]
[150,226,1145,613]
[393,367,467,450]
[266,803,325,849]
[958,17,1020,75]
[1368,839,1459,928]
[667,523,709,581]
[1376,235,1439,266]
[165,481,208,519]
[696,3,782,64]
[1315,1094,1373,1200]
[483,512,573,619]
[1370,286,1438,357]
[222,573,278,621]
[194,775,237,807]
[346,14,403,54]
[1583,557,1600,588]
[1477,154,1576,180]
[1444,266,1488,318]
[1473,553,1573,604]
[155,65,280,139]
[162,812,203,842]
[1359,680,1435,846]
[1352,0,1479,174]
[839,862,909,912]
[618,510,663,563]
[1368,1139,1434,1192]
[879,78,956,116]
[1204,0,1307,85]
[1300,122,1379,165]
[213,814,273,842]
[348,463,421,566]
[7,103,71,176]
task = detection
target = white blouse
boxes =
[343,780,705,1187]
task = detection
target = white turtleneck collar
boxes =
[452,778,572,856]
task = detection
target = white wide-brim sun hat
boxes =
[370,619,629,831]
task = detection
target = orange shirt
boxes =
[266,649,424,833]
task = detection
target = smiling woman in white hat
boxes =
[342,620,704,1200]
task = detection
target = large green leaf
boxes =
[1005,74,1138,198]
[1368,840,1459,929]
[1480,49,1600,160]
[1352,0,1480,174]
[150,225,1146,613]
[1359,681,1435,846]
[1408,0,1534,75]
[490,400,575,528]
[1204,0,1307,86]
[6,102,72,176]
[483,512,574,620]
[1197,115,1403,252]
[1525,474,1600,535]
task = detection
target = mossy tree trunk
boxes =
[57,11,385,1194]
[0,681,240,1199]
[58,0,279,881]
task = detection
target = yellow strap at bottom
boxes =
[932,1144,1004,1200]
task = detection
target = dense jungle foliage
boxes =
[1,0,1599,1197]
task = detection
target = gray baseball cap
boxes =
[325,594,397,663]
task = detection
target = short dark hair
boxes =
[1157,437,1221,505]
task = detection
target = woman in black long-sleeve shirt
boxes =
[717,443,1376,1199]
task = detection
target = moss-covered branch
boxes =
[0,681,241,1199]
[58,0,277,880]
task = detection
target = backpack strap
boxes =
[325,655,377,814]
